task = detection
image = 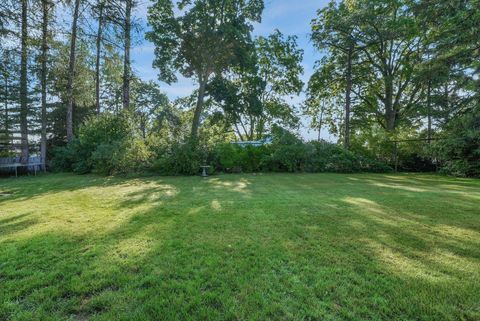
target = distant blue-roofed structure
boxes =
[230,138,272,147]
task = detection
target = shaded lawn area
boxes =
[0,173,479,321]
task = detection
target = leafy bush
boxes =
[91,139,152,175]
[207,127,391,174]
[435,111,480,177]
[54,119,391,176]
[240,145,267,172]
[153,140,205,175]
[303,141,391,173]
[262,125,307,172]
[52,113,151,175]
[266,144,306,172]
[51,138,91,174]
[215,143,244,170]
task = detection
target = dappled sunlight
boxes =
[0,180,180,242]
[438,184,476,191]
[346,219,368,231]
[343,194,480,285]
[188,206,206,216]
[211,199,222,212]
[346,177,360,181]
[363,237,480,282]
[207,177,252,196]
[344,197,388,216]
[342,196,461,228]
[367,181,428,192]
[364,238,455,282]
[362,176,480,200]
[112,181,179,209]
[426,249,480,277]
[432,224,480,243]
[111,236,155,262]
[1,173,479,320]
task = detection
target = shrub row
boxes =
[150,126,391,175]
[52,115,391,176]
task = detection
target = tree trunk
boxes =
[40,0,49,167]
[234,123,245,141]
[95,0,104,114]
[140,115,146,139]
[444,83,449,111]
[344,46,353,149]
[318,101,324,141]
[256,117,266,140]
[427,80,432,142]
[66,0,81,143]
[191,78,207,140]
[122,0,132,110]
[384,76,395,131]
[3,71,8,145]
[20,0,29,164]
[249,114,254,141]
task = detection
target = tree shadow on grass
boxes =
[0,174,129,205]
[1,173,479,320]
[0,212,38,236]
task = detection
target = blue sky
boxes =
[131,0,332,141]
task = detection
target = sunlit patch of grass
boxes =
[0,172,479,321]
[368,181,429,192]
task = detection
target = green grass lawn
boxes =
[0,173,479,321]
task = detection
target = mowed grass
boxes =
[0,173,479,321]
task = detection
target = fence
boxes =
[0,156,46,177]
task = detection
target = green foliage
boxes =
[153,139,204,176]
[213,143,267,172]
[210,127,390,174]
[131,78,171,138]
[52,113,151,175]
[263,126,305,172]
[51,112,390,176]
[209,30,304,140]
[267,144,306,172]
[146,0,265,139]
[348,124,443,173]
[215,143,243,169]
[435,111,480,177]
[304,141,391,173]
[240,145,267,172]
[146,0,264,84]
[91,139,152,176]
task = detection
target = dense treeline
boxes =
[306,0,479,176]
[0,0,478,177]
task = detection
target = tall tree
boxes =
[147,0,264,140]
[122,0,133,110]
[40,0,51,165]
[351,0,426,132]
[66,0,81,143]
[209,30,304,140]
[20,0,29,164]
[131,78,169,138]
[416,0,480,121]
[305,56,346,140]
[309,0,426,136]
[311,1,358,149]
[0,52,11,148]
[94,0,105,114]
